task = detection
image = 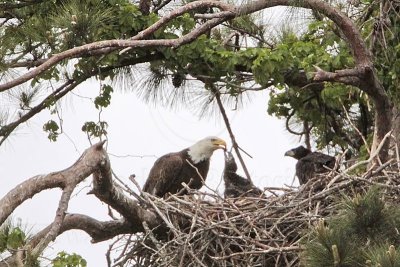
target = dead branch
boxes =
[31,214,134,244]
[0,141,107,226]
[210,85,253,182]
[89,152,160,231]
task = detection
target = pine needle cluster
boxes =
[302,187,400,266]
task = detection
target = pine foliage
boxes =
[302,187,400,266]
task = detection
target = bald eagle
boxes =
[223,152,263,198]
[142,136,226,197]
[284,145,335,185]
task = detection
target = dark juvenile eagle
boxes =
[284,145,335,185]
[223,151,264,198]
[143,136,226,197]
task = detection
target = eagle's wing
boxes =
[305,152,335,172]
[296,152,335,184]
[296,159,318,185]
[143,153,184,197]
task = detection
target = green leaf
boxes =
[52,251,87,267]
[94,84,113,109]
[43,120,60,142]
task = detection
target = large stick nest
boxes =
[112,162,400,267]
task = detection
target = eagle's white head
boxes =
[188,136,227,163]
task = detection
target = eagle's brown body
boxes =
[143,149,210,197]
[285,146,335,185]
[142,137,226,197]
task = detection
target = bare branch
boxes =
[90,153,160,231]
[31,186,74,258]
[30,214,134,245]
[210,85,253,182]
[0,141,107,225]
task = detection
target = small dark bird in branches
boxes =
[284,145,335,185]
[223,151,264,198]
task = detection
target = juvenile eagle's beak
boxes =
[284,150,295,157]
[213,138,227,150]
[224,151,234,160]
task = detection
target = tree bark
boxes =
[0,141,159,266]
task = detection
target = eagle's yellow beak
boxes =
[213,138,227,150]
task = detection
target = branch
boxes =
[313,65,362,86]
[0,141,107,226]
[0,214,135,267]
[0,1,235,92]
[210,85,253,182]
[89,153,160,231]
[0,53,163,146]
[326,130,393,187]
[30,214,134,245]
[238,0,371,66]
[0,79,77,146]
[31,186,74,258]
[0,141,161,265]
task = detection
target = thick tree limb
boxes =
[30,214,134,245]
[313,66,362,86]
[0,141,160,265]
[0,141,107,226]
[0,141,108,266]
[90,153,160,231]
[0,215,135,267]
[0,1,234,92]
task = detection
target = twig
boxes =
[341,102,370,154]
[210,84,253,182]
[326,130,393,188]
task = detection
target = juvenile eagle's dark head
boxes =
[224,151,237,173]
[284,145,311,160]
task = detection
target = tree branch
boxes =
[89,158,160,231]
[0,141,161,265]
[31,185,74,258]
[0,1,235,92]
[0,79,76,146]
[238,0,371,65]
[0,141,107,226]
[30,214,134,245]
[313,66,362,86]
[0,53,164,146]
[210,85,253,182]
